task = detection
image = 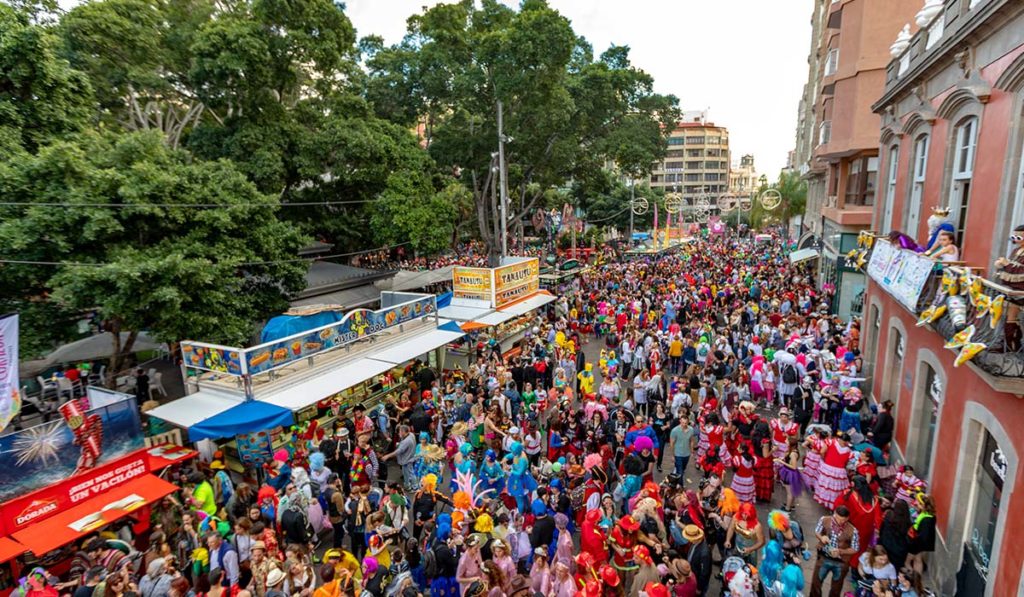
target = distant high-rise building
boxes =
[649,119,730,213]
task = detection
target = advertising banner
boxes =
[493,258,540,308]
[180,343,244,376]
[452,266,493,301]
[0,448,150,534]
[244,296,435,375]
[0,313,17,433]
[0,397,144,506]
[866,241,935,311]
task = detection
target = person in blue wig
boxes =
[477,449,506,496]
[506,441,537,513]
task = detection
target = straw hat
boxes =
[419,444,446,462]
[682,524,704,542]
[266,568,286,588]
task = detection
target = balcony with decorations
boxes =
[848,231,1024,393]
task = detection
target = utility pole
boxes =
[629,180,635,246]
[497,99,509,259]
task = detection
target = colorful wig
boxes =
[718,488,740,516]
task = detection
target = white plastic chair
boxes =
[149,372,168,399]
[56,376,75,400]
[36,376,58,400]
[147,367,157,380]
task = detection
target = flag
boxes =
[0,313,20,432]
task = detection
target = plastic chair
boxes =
[36,376,58,401]
[149,372,168,399]
[56,376,75,400]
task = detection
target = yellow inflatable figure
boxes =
[578,363,595,395]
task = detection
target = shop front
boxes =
[148,291,462,472]
[955,430,1007,595]
[439,258,556,367]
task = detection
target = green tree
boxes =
[363,0,679,263]
[0,131,308,374]
[0,3,93,153]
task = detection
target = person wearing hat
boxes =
[248,540,280,597]
[263,566,287,597]
[209,451,234,511]
[629,545,660,596]
[680,525,712,595]
[609,515,640,589]
[792,376,815,435]
[528,547,552,595]
[668,559,698,597]
[770,408,799,473]
[456,534,484,597]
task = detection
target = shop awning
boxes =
[259,357,397,411]
[789,248,820,264]
[12,475,178,557]
[188,400,294,441]
[474,310,517,327]
[498,291,556,316]
[145,390,243,429]
[437,304,493,322]
[368,322,466,366]
[0,536,26,564]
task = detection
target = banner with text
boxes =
[493,258,540,308]
[452,266,494,302]
[866,240,935,311]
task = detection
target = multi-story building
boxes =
[650,115,730,217]
[728,154,759,196]
[795,0,921,321]
[861,1,1024,595]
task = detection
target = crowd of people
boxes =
[32,233,937,597]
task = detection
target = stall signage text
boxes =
[453,267,493,300]
[0,451,153,533]
[493,259,539,307]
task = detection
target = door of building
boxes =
[955,430,1005,595]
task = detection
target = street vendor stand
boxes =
[438,257,556,368]
[146,292,464,472]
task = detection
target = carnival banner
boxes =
[866,240,934,311]
[493,258,540,308]
[0,313,18,433]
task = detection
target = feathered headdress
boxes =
[454,469,495,511]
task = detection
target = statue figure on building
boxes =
[922,206,955,253]
[994,225,1024,352]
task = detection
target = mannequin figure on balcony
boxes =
[921,206,956,254]
[994,225,1024,352]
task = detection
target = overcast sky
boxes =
[346,0,813,178]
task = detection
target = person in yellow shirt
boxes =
[668,337,683,374]
[189,472,217,516]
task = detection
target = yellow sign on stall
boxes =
[453,266,493,301]
[493,258,540,307]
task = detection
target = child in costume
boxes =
[477,450,506,497]
[506,441,538,513]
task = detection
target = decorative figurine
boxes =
[994,225,1024,351]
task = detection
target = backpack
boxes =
[215,470,234,504]
[422,544,440,579]
[782,364,797,384]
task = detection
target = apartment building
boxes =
[859,2,1024,595]
[649,118,730,216]
[728,154,759,196]
[793,0,921,320]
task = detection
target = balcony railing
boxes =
[851,234,1024,382]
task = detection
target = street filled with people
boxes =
[34,234,936,597]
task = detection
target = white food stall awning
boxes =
[368,324,467,365]
[145,391,243,429]
[499,292,557,316]
[789,248,820,264]
[475,310,517,327]
[259,357,397,411]
[438,304,493,322]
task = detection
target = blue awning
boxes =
[188,400,294,441]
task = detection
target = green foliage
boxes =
[0,3,93,152]
[363,0,679,261]
[0,131,308,355]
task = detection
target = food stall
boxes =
[438,257,556,367]
[147,292,464,473]
[0,387,194,594]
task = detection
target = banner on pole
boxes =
[0,313,19,433]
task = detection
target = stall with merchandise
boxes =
[146,292,464,473]
[438,257,556,367]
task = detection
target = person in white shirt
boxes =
[633,370,649,415]
[858,546,898,583]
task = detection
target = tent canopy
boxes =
[145,391,243,430]
[43,332,162,365]
[188,400,294,441]
[259,358,397,411]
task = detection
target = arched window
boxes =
[949,116,979,244]
[882,144,900,231]
[911,363,942,481]
[906,134,929,237]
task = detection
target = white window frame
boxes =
[882,145,899,231]
[825,48,840,76]
[907,134,929,236]
[949,117,979,242]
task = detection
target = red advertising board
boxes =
[0,451,151,535]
